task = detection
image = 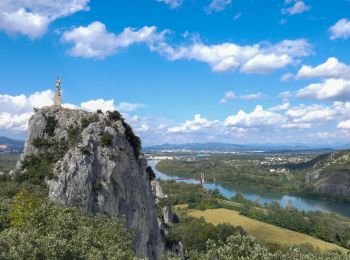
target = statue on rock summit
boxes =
[54,77,61,107]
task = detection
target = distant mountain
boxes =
[144,142,337,152]
[0,136,25,153]
[145,142,245,151]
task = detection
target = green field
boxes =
[180,206,348,253]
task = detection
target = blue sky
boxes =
[1,0,350,145]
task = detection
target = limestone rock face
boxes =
[15,106,162,260]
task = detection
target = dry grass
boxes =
[188,208,348,252]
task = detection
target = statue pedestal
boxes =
[54,94,61,106]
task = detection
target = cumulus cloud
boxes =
[224,106,284,128]
[155,38,312,73]
[0,90,54,133]
[329,18,350,40]
[0,0,89,39]
[0,90,146,136]
[296,57,350,80]
[282,1,310,16]
[338,120,350,130]
[296,78,350,101]
[168,114,218,133]
[156,0,183,9]
[205,0,232,14]
[269,102,290,111]
[80,99,116,112]
[62,21,167,59]
[286,104,335,123]
[295,58,350,102]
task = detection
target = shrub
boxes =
[96,109,103,114]
[80,146,91,156]
[19,154,54,186]
[32,137,51,149]
[146,166,156,181]
[8,190,43,228]
[44,114,58,137]
[107,110,123,122]
[81,114,99,129]
[100,132,113,146]
[0,200,136,259]
[67,125,82,145]
[122,121,142,159]
[92,177,103,193]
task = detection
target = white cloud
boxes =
[241,54,292,74]
[296,57,350,80]
[338,120,350,129]
[220,91,264,103]
[168,114,218,133]
[233,12,242,20]
[281,72,294,81]
[117,102,146,112]
[329,18,350,40]
[269,102,290,111]
[239,92,264,100]
[282,1,310,15]
[205,0,232,14]
[62,21,167,59]
[156,0,183,9]
[224,106,285,128]
[0,89,147,136]
[0,90,54,133]
[0,0,89,39]
[286,104,335,123]
[296,78,350,101]
[80,99,116,112]
[155,38,312,73]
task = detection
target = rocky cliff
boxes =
[13,106,163,259]
[305,150,350,198]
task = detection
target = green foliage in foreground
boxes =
[167,215,246,252]
[185,235,348,260]
[0,191,136,260]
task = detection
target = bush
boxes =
[81,114,99,129]
[122,121,142,159]
[146,166,156,181]
[0,200,136,259]
[80,146,91,156]
[100,132,113,146]
[67,125,82,145]
[44,114,58,137]
[107,110,123,122]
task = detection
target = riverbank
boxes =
[151,159,350,218]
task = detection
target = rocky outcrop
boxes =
[305,151,350,198]
[14,106,162,259]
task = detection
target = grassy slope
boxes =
[179,206,347,253]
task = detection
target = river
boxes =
[149,160,350,218]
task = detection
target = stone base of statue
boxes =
[54,94,61,106]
